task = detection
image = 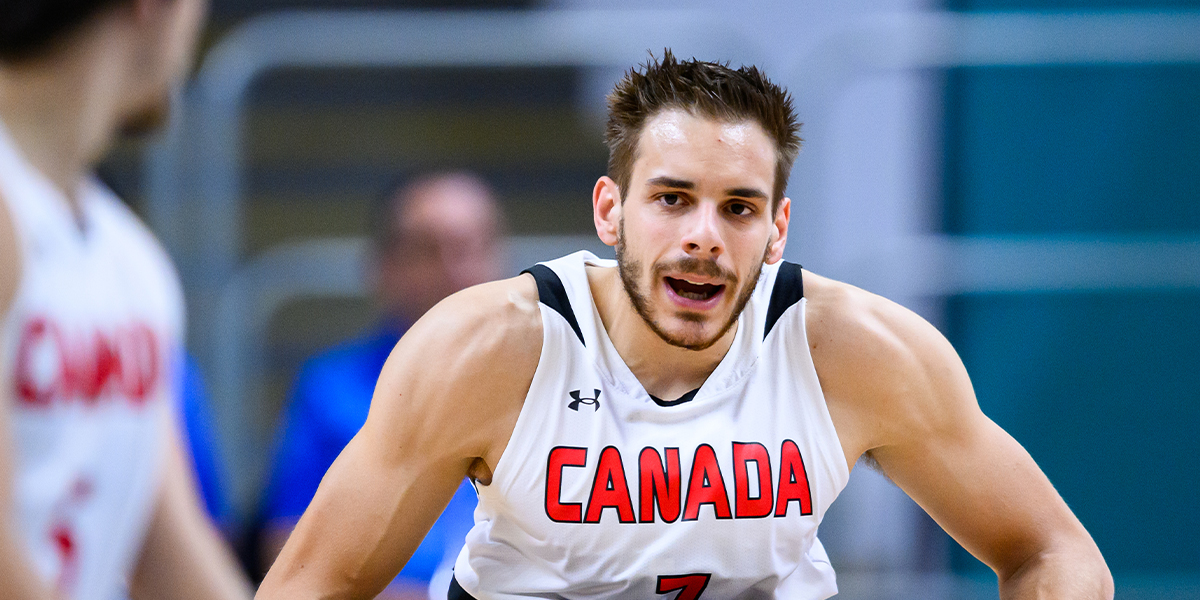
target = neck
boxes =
[588,265,736,400]
[0,32,125,208]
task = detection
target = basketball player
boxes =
[257,53,1113,599]
[0,0,251,599]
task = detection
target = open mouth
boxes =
[665,277,725,302]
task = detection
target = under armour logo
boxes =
[568,389,601,412]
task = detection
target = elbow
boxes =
[998,538,1113,600]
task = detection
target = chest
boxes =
[509,362,826,523]
[7,213,177,401]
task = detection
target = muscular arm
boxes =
[806,272,1112,599]
[128,427,252,600]
[257,275,542,600]
[0,193,60,600]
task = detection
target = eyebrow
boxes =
[646,177,768,201]
[646,176,695,190]
[726,187,769,200]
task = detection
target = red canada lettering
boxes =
[639,447,681,523]
[584,446,635,523]
[682,444,731,521]
[544,440,817,524]
[15,318,62,405]
[545,446,587,522]
[733,442,774,518]
[119,324,158,403]
[12,316,160,409]
[775,439,813,517]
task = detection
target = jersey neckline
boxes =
[566,251,769,411]
[0,117,96,242]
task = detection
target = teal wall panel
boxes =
[941,3,1200,575]
[948,293,1200,571]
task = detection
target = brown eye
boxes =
[660,193,681,206]
[729,202,751,216]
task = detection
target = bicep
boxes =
[0,199,47,598]
[257,279,539,599]
[259,389,474,599]
[259,335,496,599]
[870,365,1084,578]
[130,432,251,600]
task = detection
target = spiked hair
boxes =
[604,49,802,207]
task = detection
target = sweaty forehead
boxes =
[634,109,776,183]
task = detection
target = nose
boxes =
[680,203,724,259]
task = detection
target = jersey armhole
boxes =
[764,261,804,339]
[522,264,585,347]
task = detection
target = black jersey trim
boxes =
[522,264,586,347]
[764,261,804,339]
[448,576,478,600]
[649,388,700,407]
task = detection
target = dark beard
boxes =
[615,218,767,351]
[118,91,172,139]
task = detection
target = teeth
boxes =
[666,276,721,301]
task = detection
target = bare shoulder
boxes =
[0,192,19,318]
[0,189,22,498]
[364,273,543,470]
[802,271,979,464]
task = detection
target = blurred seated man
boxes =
[259,171,504,599]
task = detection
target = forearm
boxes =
[129,442,252,600]
[999,543,1114,600]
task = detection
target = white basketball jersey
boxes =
[453,251,850,600]
[0,121,182,599]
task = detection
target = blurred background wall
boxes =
[942,0,1200,592]
[94,0,1199,598]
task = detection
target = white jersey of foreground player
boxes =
[0,119,184,600]
[454,251,849,600]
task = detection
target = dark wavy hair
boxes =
[605,49,802,209]
[0,0,126,60]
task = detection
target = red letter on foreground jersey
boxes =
[775,439,813,517]
[546,447,587,522]
[584,446,636,523]
[639,447,681,523]
[733,442,774,518]
[682,444,732,520]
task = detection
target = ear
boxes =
[765,196,791,264]
[593,176,622,247]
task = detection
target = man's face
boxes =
[375,176,503,324]
[603,109,789,351]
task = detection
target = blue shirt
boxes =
[178,353,230,527]
[262,325,477,586]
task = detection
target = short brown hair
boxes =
[0,0,126,60]
[604,50,802,208]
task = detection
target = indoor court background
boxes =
[94,0,1199,598]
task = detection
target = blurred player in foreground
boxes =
[0,0,252,598]
[259,172,502,598]
[257,52,1112,599]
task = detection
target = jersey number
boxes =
[656,574,711,600]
